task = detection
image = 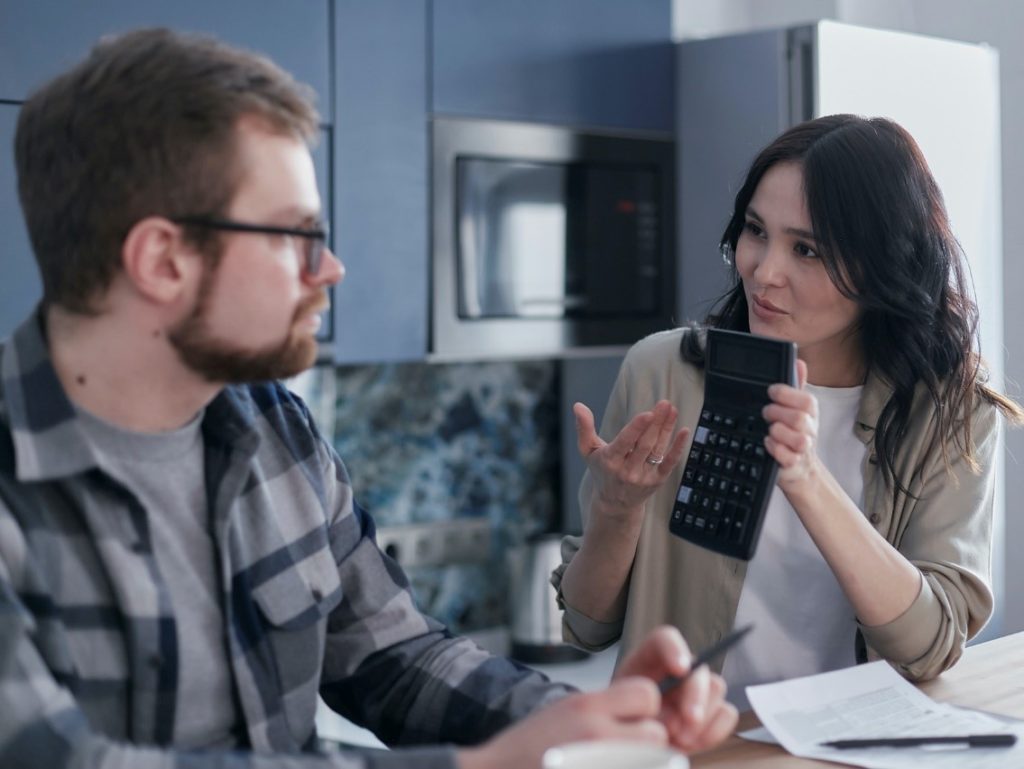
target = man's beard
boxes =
[169,279,327,384]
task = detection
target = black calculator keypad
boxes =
[669,404,774,558]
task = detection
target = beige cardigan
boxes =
[553,327,998,681]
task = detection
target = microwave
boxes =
[431,116,675,359]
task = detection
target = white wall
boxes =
[673,0,1024,635]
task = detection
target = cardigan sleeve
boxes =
[858,397,999,681]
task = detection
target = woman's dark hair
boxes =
[683,114,1022,492]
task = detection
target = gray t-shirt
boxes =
[76,407,242,749]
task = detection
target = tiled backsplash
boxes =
[293,359,561,632]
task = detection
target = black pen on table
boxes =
[657,624,754,695]
[820,734,1017,750]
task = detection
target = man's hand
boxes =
[458,626,737,769]
[616,626,738,753]
[457,677,667,769]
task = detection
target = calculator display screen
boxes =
[710,337,786,382]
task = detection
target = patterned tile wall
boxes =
[297,360,562,632]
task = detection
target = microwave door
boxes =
[458,159,574,319]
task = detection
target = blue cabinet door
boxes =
[0,104,40,340]
[331,0,428,362]
[432,0,674,131]
[0,0,331,113]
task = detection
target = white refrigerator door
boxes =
[813,20,1005,638]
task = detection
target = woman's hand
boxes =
[762,359,823,492]
[574,399,690,518]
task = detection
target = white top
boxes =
[721,383,867,710]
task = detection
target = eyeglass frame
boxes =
[172,215,330,276]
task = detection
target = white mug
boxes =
[542,740,690,769]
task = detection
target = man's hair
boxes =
[14,27,320,314]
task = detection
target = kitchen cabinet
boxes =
[0,0,331,110]
[330,0,429,363]
[0,0,333,345]
[1,0,675,360]
[432,0,674,132]
[0,104,39,340]
[560,355,624,533]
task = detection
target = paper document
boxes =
[746,661,1024,768]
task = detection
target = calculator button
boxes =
[712,455,724,470]
[677,486,693,504]
[723,458,736,472]
[707,431,718,446]
[701,451,713,465]
[731,439,743,452]
[695,470,707,487]
[749,464,762,481]
[712,498,724,514]
[706,518,719,535]
[741,486,754,502]
[694,426,709,445]
[683,467,696,483]
[754,445,766,459]
[689,447,701,462]
[729,518,745,542]
[672,508,682,521]
[723,416,736,429]
[707,474,719,489]
[694,516,706,531]
[683,512,695,527]
[742,441,754,454]
[730,482,741,496]
[700,496,712,510]
[712,413,723,425]
[737,461,749,476]
[718,478,730,493]
[701,409,712,422]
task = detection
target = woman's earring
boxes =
[720,242,735,266]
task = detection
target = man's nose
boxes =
[308,247,345,287]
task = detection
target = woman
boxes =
[553,114,1023,709]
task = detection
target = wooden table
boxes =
[691,631,1024,767]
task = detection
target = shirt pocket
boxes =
[250,546,343,744]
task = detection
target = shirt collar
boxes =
[1,307,262,482]
[855,368,895,444]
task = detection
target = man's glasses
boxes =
[172,216,329,276]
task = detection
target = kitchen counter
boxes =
[315,628,619,749]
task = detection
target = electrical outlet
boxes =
[376,519,492,568]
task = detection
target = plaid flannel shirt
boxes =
[0,312,572,769]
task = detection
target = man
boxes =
[0,28,738,768]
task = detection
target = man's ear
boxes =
[121,217,197,304]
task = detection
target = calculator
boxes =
[668,328,797,560]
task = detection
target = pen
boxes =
[820,734,1017,749]
[657,624,754,695]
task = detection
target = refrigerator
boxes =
[676,20,1006,638]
